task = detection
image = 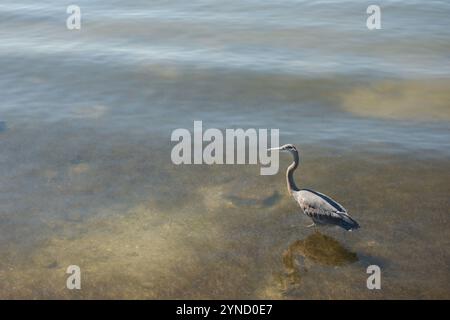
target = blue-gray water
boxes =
[0,1,449,299]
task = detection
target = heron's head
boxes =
[268,144,298,154]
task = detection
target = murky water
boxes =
[0,1,449,299]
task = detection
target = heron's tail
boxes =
[338,213,360,231]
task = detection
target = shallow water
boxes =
[1,138,449,299]
[0,1,449,299]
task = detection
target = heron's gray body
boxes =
[293,189,359,231]
[269,144,360,231]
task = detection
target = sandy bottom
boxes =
[340,79,450,121]
[0,141,449,299]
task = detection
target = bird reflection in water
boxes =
[282,231,358,286]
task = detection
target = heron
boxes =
[268,144,360,231]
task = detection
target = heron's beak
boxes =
[267,147,281,151]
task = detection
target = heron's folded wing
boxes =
[297,189,347,212]
[300,201,343,221]
[294,190,359,230]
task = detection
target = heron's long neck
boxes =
[286,151,299,193]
